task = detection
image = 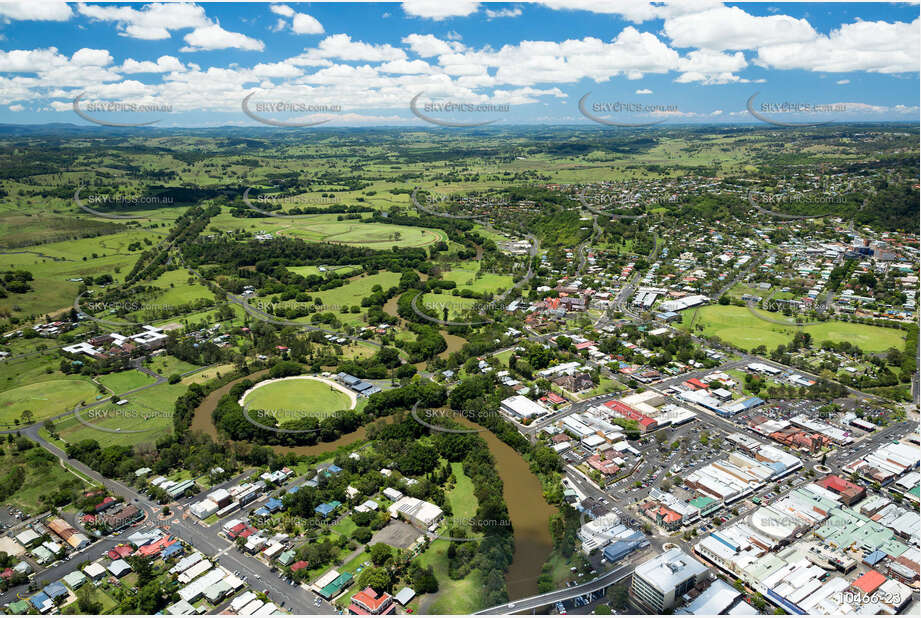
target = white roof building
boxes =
[500,394,549,420]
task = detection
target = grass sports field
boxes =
[0,378,99,426]
[208,213,445,249]
[241,377,355,423]
[441,263,514,294]
[47,381,187,447]
[682,305,906,353]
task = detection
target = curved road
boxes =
[474,564,634,615]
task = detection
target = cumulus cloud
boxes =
[485,8,522,19]
[635,88,652,94]
[292,13,324,34]
[0,1,72,21]
[120,55,185,73]
[269,4,295,18]
[402,0,480,21]
[78,3,211,40]
[181,24,265,52]
[664,6,817,50]
[755,19,919,73]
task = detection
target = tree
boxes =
[77,587,102,614]
[369,543,393,566]
[356,566,391,592]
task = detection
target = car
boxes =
[507,603,516,609]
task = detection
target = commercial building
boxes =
[630,548,709,613]
[815,475,866,506]
[388,496,443,529]
[500,394,549,420]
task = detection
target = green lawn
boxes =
[97,369,158,394]
[48,380,187,447]
[312,271,403,310]
[145,355,200,377]
[413,539,483,614]
[331,516,357,539]
[242,377,355,421]
[681,305,905,353]
[0,378,99,426]
[147,268,215,306]
[446,462,478,523]
[441,264,514,294]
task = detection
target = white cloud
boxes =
[485,8,522,19]
[402,33,465,57]
[0,48,68,72]
[314,34,406,62]
[664,6,816,50]
[71,48,113,67]
[251,61,302,78]
[269,4,295,18]
[837,79,850,85]
[8,104,24,111]
[181,24,265,52]
[0,1,72,21]
[537,0,721,24]
[402,0,480,21]
[635,88,652,94]
[78,3,210,40]
[120,55,185,73]
[756,19,919,73]
[292,13,324,35]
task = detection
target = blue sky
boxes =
[0,1,917,127]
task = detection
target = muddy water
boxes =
[439,330,467,359]
[455,416,555,600]
[192,372,553,598]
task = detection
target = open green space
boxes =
[208,213,445,249]
[0,378,99,426]
[681,305,906,353]
[0,228,167,319]
[145,354,201,377]
[47,380,187,447]
[2,445,90,515]
[413,539,483,614]
[96,369,158,394]
[288,264,363,278]
[446,461,478,523]
[242,377,355,419]
[441,263,514,294]
[147,268,215,306]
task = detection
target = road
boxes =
[474,564,635,615]
[6,426,334,614]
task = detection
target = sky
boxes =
[0,1,918,127]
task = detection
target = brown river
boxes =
[190,372,554,598]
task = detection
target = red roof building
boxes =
[852,570,886,595]
[603,400,658,432]
[227,523,246,539]
[545,392,566,405]
[107,545,133,560]
[290,561,308,572]
[684,378,708,390]
[136,536,176,557]
[347,587,395,615]
[816,475,866,506]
